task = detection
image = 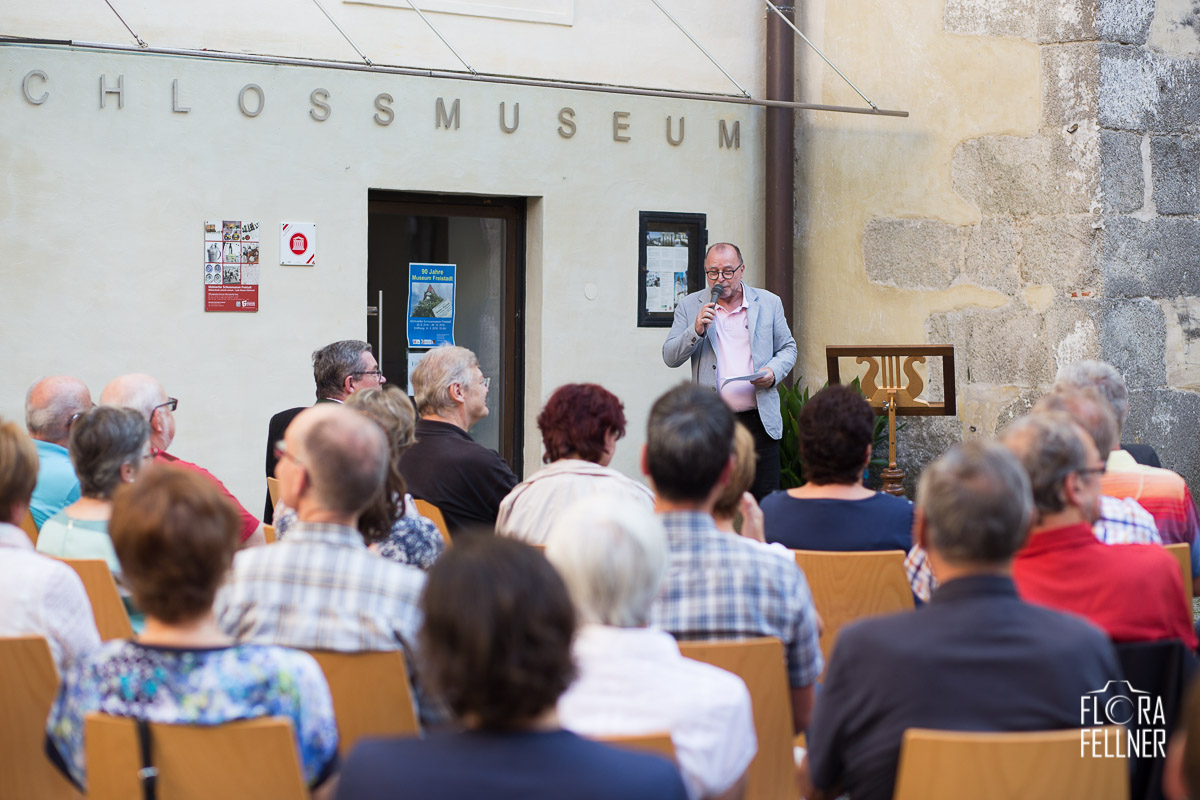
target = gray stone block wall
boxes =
[855,0,1200,499]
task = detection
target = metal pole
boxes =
[311,0,374,66]
[403,0,477,75]
[648,0,751,97]
[765,1,795,388]
[765,0,878,110]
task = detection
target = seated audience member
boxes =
[1003,413,1196,647]
[397,346,518,536]
[711,423,763,540]
[263,339,385,521]
[334,536,688,800]
[101,373,265,546]
[760,385,911,552]
[801,441,1124,800]
[37,407,150,586]
[215,404,437,722]
[0,417,99,673]
[497,383,653,544]
[904,385,1162,602]
[45,466,338,793]
[25,376,92,528]
[1057,360,1198,589]
[549,497,756,800]
[275,386,444,570]
[644,384,822,734]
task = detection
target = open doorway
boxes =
[367,191,526,474]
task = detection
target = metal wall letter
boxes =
[238,84,265,117]
[310,88,332,121]
[666,115,684,146]
[22,70,48,105]
[172,78,190,113]
[612,111,631,142]
[499,102,519,134]
[374,93,394,126]
[436,97,460,130]
[719,119,740,149]
[99,74,124,109]
[557,107,576,139]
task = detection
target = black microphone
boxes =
[702,283,725,336]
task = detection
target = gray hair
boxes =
[312,340,373,401]
[99,373,166,420]
[545,496,669,628]
[69,406,149,499]
[411,346,479,416]
[1000,412,1090,517]
[25,376,91,444]
[917,440,1033,564]
[1055,360,1129,432]
[302,406,389,516]
[1033,387,1118,458]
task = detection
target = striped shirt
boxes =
[1102,449,1199,548]
[648,511,823,687]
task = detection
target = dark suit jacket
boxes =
[806,575,1124,800]
[263,398,339,521]
[1122,442,1162,469]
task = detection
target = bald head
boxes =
[26,376,92,446]
[101,373,173,452]
[288,404,387,516]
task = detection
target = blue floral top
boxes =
[275,501,445,571]
[46,641,339,789]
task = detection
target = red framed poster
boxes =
[204,219,260,312]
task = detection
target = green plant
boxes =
[777,378,896,489]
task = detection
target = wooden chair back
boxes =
[1165,542,1191,604]
[595,732,676,761]
[20,510,39,545]
[266,477,281,508]
[57,558,134,641]
[305,650,419,758]
[263,524,276,544]
[678,637,796,800]
[791,549,913,673]
[892,726,1129,800]
[85,714,307,800]
[414,499,452,546]
[0,637,82,800]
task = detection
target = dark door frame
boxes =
[367,190,526,474]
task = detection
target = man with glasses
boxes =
[263,340,385,521]
[1003,411,1194,646]
[398,345,517,536]
[24,376,93,528]
[663,242,796,499]
[101,373,266,547]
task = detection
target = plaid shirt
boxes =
[214,522,441,721]
[904,494,1163,602]
[648,511,823,687]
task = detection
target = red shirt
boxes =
[1013,521,1196,648]
[154,451,260,543]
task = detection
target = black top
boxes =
[398,418,518,535]
[806,575,1123,800]
[262,398,340,522]
[760,491,913,552]
[334,729,688,800]
[1122,442,1162,468]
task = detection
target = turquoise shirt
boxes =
[30,440,81,528]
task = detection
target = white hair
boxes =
[1055,360,1129,431]
[99,373,166,420]
[544,496,668,628]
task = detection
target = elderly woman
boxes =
[37,406,151,579]
[760,385,912,552]
[497,383,653,544]
[275,386,444,569]
[548,497,756,800]
[45,466,338,794]
[334,536,688,800]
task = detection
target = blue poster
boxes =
[407,262,456,348]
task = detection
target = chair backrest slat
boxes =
[413,499,452,546]
[305,649,419,758]
[1164,542,1191,607]
[56,558,134,641]
[595,732,676,761]
[20,510,39,545]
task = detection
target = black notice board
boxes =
[638,211,707,327]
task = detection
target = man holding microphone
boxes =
[663,242,797,499]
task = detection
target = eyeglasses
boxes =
[351,370,384,379]
[704,264,744,280]
[1076,464,1107,479]
[479,377,491,391]
[273,440,307,470]
[152,397,178,415]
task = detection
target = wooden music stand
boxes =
[826,345,956,497]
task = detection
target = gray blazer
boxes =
[662,284,797,439]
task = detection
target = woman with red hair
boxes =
[497,383,653,544]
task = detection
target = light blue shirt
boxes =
[30,440,80,529]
